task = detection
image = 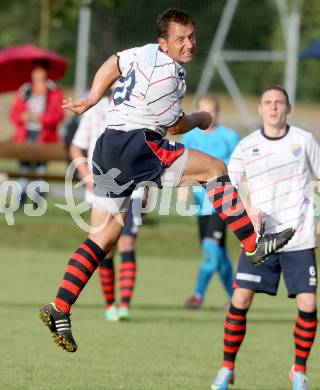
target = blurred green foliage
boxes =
[0,0,320,100]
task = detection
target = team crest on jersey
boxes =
[291,144,302,157]
[251,148,260,156]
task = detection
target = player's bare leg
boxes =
[180,149,295,266]
[88,208,126,250]
[290,293,317,388]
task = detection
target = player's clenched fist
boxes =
[197,111,212,130]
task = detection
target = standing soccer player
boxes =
[183,95,239,309]
[40,9,294,353]
[211,86,319,390]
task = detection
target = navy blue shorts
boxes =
[92,128,185,198]
[197,214,226,247]
[234,248,317,298]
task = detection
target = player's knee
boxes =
[118,235,135,252]
[89,234,119,253]
[232,288,253,309]
[297,294,317,313]
[207,158,227,178]
[218,159,227,175]
[200,258,219,274]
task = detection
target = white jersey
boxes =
[72,96,144,203]
[228,126,320,251]
[106,44,186,137]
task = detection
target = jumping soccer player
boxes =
[70,96,142,321]
[211,86,319,390]
[40,9,294,353]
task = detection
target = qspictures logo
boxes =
[1,158,320,233]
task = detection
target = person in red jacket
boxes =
[10,60,64,206]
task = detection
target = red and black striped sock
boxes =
[55,238,106,313]
[294,310,317,373]
[119,251,136,307]
[222,303,248,371]
[98,256,115,307]
[206,175,256,252]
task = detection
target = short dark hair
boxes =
[32,59,49,70]
[156,8,195,39]
[261,85,290,105]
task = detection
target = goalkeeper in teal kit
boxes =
[183,95,240,308]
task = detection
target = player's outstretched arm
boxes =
[166,111,211,135]
[69,144,94,192]
[63,55,120,115]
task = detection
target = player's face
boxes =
[31,66,48,83]
[197,100,218,128]
[259,90,291,129]
[159,22,196,63]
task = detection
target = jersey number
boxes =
[113,63,136,106]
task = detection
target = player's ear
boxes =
[258,103,262,116]
[158,37,169,54]
[287,103,292,114]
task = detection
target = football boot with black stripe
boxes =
[246,223,295,266]
[39,303,77,352]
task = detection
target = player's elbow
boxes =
[166,122,187,136]
[70,144,85,160]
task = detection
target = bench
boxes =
[0,142,69,181]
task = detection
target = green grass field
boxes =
[0,201,319,390]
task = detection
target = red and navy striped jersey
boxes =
[107,44,186,137]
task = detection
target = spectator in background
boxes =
[10,60,64,207]
[182,95,240,309]
[70,93,143,321]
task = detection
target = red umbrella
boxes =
[0,43,68,93]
